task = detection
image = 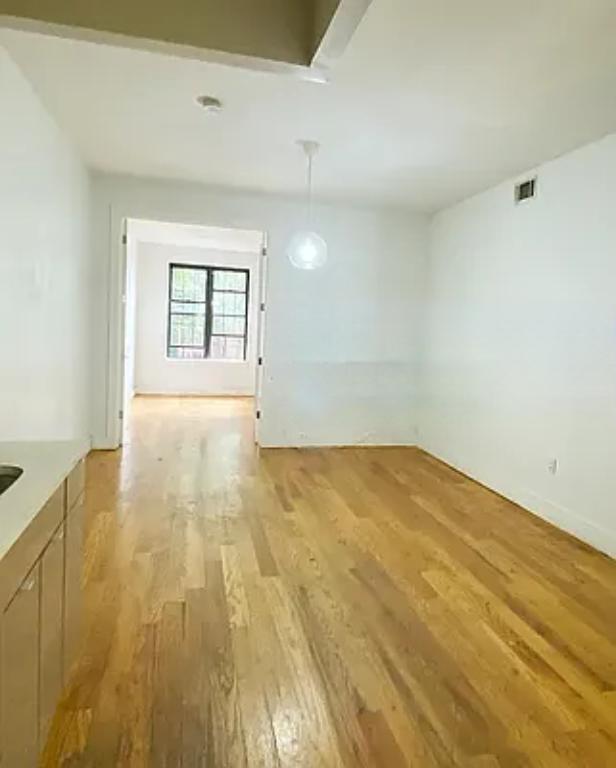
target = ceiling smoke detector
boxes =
[196,95,223,113]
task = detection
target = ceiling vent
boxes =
[515,177,537,204]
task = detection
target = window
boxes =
[167,265,208,360]
[167,264,249,361]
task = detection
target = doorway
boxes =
[119,218,267,446]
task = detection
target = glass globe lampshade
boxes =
[287,230,328,270]
[288,141,328,270]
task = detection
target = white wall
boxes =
[90,173,429,448]
[0,47,92,441]
[421,132,616,557]
[133,242,259,396]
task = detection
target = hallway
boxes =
[42,397,616,767]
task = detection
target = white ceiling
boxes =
[3,0,616,212]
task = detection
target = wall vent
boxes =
[515,177,537,204]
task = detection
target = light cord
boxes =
[307,151,314,227]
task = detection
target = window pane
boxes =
[210,336,225,359]
[213,270,246,292]
[213,270,228,290]
[229,293,245,315]
[170,300,205,315]
[212,291,246,316]
[212,315,245,335]
[210,335,244,360]
[233,293,246,315]
[171,267,207,301]
[169,313,205,347]
[169,346,205,359]
[224,336,244,360]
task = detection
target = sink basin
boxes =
[0,465,23,495]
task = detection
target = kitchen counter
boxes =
[0,440,89,565]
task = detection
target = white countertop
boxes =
[0,439,90,562]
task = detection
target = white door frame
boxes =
[103,213,268,450]
[254,233,268,445]
[118,221,128,444]
[102,206,130,450]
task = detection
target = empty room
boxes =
[0,1,614,766]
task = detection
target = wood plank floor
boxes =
[42,396,616,767]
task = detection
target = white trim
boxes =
[421,444,616,559]
[91,437,119,451]
[106,207,126,448]
[311,0,374,71]
[519,490,616,559]
[254,235,268,445]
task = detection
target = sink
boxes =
[0,466,23,495]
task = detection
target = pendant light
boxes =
[288,140,328,270]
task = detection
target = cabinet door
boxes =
[64,495,84,679]
[1,564,41,767]
[67,459,85,512]
[39,524,65,747]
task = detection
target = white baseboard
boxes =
[259,441,418,449]
[420,444,615,560]
[521,489,616,559]
[91,437,119,451]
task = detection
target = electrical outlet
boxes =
[548,458,558,475]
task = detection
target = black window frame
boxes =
[167,263,250,361]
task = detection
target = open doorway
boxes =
[120,218,267,446]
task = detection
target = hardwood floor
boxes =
[42,396,616,767]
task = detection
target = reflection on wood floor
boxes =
[42,395,616,767]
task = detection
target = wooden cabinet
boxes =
[66,459,85,513]
[1,565,41,767]
[0,485,63,613]
[64,492,84,677]
[0,454,86,765]
[39,523,65,746]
